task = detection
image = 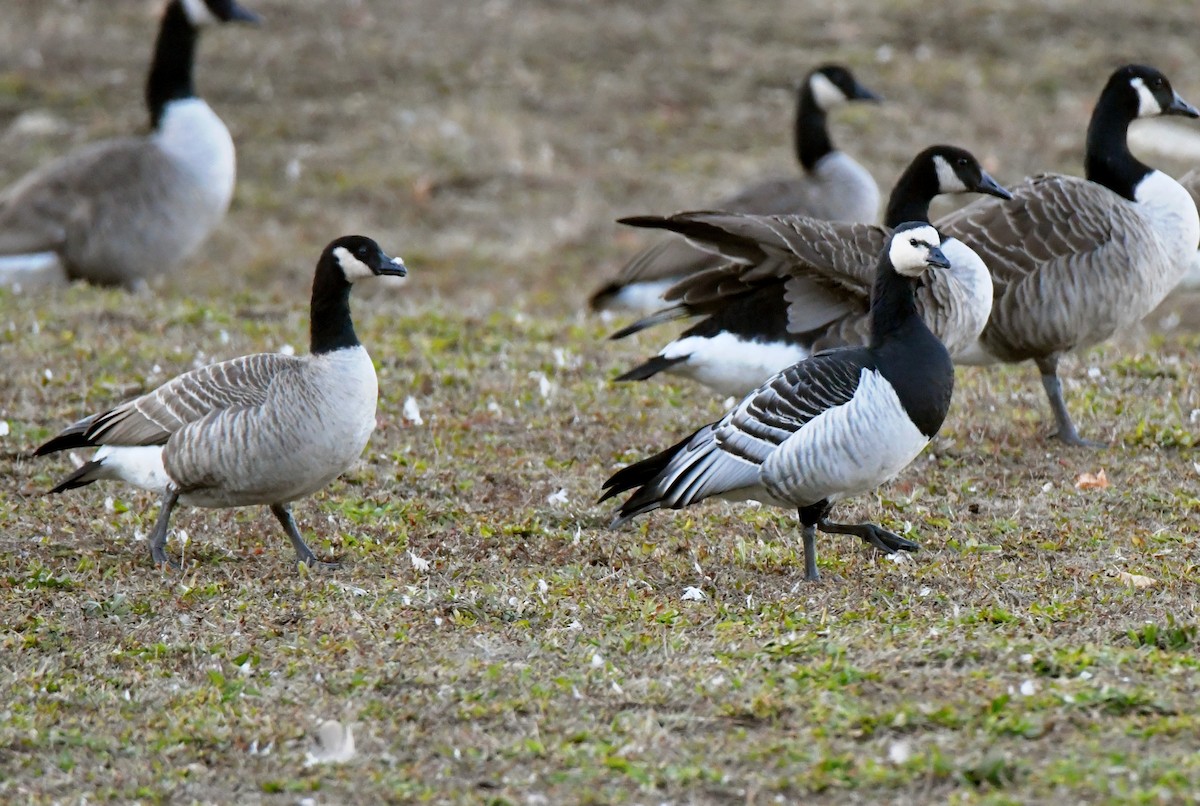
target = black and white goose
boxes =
[34,236,406,569]
[589,64,881,313]
[611,145,1010,396]
[937,64,1200,446]
[600,223,954,581]
[0,0,259,291]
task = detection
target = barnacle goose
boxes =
[34,236,406,569]
[600,223,954,581]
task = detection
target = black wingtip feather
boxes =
[608,306,690,340]
[34,430,96,457]
[46,460,103,494]
[614,354,688,383]
[599,428,702,525]
[588,282,623,312]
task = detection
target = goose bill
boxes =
[978,172,1014,201]
[1166,93,1200,118]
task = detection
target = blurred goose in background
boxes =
[34,236,406,570]
[601,223,954,582]
[0,0,259,292]
[938,64,1199,446]
[589,64,881,313]
[611,145,1010,396]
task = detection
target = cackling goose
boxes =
[589,64,881,313]
[938,64,1200,446]
[0,0,259,291]
[601,223,954,581]
[611,145,1010,396]
[34,236,406,569]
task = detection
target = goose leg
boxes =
[148,489,180,570]
[270,504,339,570]
[797,503,829,582]
[818,518,920,555]
[1035,355,1103,448]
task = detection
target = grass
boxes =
[3,0,1200,802]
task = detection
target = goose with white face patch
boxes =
[600,223,955,582]
[611,145,1011,396]
[937,64,1200,447]
[34,236,407,570]
[0,0,259,291]
[589,64,881,313]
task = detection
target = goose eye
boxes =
[909,238,919,247]
[957,158,968,167]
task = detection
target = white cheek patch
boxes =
[932,155,968,193]
[333,246,374,281]
[179,0,221,26]
[809,73,847,110]
[1130,77,1162,118]
[889,226,941,276]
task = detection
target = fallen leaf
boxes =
[1074,469,1109,490]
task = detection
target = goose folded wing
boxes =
[84,353,302,446]
[677,352,867,501]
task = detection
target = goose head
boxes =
[179,0,261,26]
[1112,64,1198,120]
[889,222,950,277]
[327,236,407,283]
[925,145,1012,200]
[805,64,882,111]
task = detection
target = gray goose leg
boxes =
[270,504,340,570]
[1035,354,1103,448]
[148,489,180,570]
[818,518,920,555]
[797,503,829,582]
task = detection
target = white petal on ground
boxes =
[681,586,706,601]
[304,720,356,767]
[409,551,430,572]
[546,488,569,506]
[403,396,424,425]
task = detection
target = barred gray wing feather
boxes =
[669,352,865,505]
[83,353,301,446]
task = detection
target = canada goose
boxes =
[601,223,954,582]
[34,235,406,569]
[0,0,259,291]
[589,64,881,313]
[611,145,1011,396]
[937,64,1200,446]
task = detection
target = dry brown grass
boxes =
[2,0,1199,802]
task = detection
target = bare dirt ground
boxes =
[2,0,1199,803]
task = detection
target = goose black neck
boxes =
[795,84,833,171]
[867,259,922,348]
[309,262,361,354]
[145,1,199,130]
[1084,83,1150,202]
[883,158,939,227]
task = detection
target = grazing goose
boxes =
[34,236,406,569]
[601,224,954,581]
[611,145,1011,396]
[589,64,881,313]
[937,64,1200,446]
[0,0,259,291]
